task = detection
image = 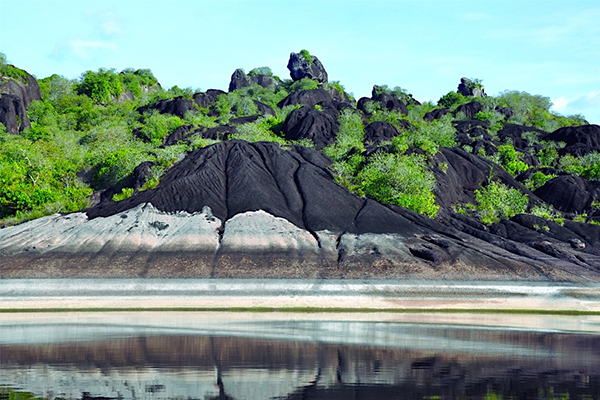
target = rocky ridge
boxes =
[1,52,600,281]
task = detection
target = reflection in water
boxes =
[1,313,600,399]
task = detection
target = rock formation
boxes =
[2,140,600,280]
[457,77,486,97]
[287,51,328,83]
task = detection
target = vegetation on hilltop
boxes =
[0,52,597,231]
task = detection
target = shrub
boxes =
[139,111,184,145]
[324,110,366,188]
[229,118,286,144]
[248,66,273,76]
[392,116,456,156]
[530,202,563,225]
[438,91,467,108]
[524,171,556,191]
[299,49,313,65]
[290,78,319,92]
[77,68,124,105]
[0,52,29,84]
[112,187,134,202]
[559,152,600,181]
[472,180,529,224]
[356,152,439,218]
[497,144,529,176]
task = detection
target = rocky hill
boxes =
[1,51,599,281]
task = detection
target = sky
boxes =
[1,0,599,123]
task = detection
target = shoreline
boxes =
[2,279,600,313]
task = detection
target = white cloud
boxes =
[550,96,570,113]
[550,90,600,124]
[51,38,117,61]
[89,9,124,38]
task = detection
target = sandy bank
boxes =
[1,279,600,313]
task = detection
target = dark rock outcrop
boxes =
[534,175,600,214]
[144,96,195,118]
[277,89,333,109]
[424,108,450,122]
[193,89,226,109]
[228,68,251,92]
[544,125,600,156]
[287,52,328,83]
[0,67,41,108]
[364,121,402,144]
[0,94,30,134]
[497,124,546,151]
[454,101,483,119]
[282,106,339,149]
[457,77,485,97]
[372,92,408,115]
[2,140,599,280]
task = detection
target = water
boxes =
[1,312,600,399]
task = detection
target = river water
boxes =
[1,312,600,399]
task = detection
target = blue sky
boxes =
[1,0,599,123]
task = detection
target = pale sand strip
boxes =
[1,279,600,312]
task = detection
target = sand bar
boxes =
[2,279,600,312]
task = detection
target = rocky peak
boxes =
[287,51,328,83]
[457,77,486,97]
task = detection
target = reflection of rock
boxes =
[2,325,600,400]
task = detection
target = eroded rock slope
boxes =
[2,140,599,281]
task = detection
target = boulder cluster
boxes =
[1,51,600,281]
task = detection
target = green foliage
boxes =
[77,68,124,105]
[324,81,347,99]
[112,187,134,202]
[91,147,149,188]
[438,91,468,108]
[536,144,559,167]
[229,118,286,144]
[497,144,529,176]
[0,131,91,223]
[324,110,366,189]
[299,49,313,65]
[496,90,554,129]
[530,202,564,225]
[0,52,29,83]
[392,115,456,156]
[524,171,556,191]
[120,68,159,98]
[248,66,274,76]
[290,78,319,92]
[367,109,405,129]
[559,152,600,181]
[239,83,289,110]
[471,180,529,225]
[139,111,184,145]
[355,152,439,218]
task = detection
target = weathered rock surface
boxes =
[287,52,328,83]
[2,140,599,280]
[228,69,279,92]
[0,94,30,134]
[282,106,339,149]
[457,77,486,97]
[0,67,41,108]
[277,89,333,109]
[143,96,195,118]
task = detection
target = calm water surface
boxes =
[1,312,600,400]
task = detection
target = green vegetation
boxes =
[0,53,597,229]
[299,49,313,65]
[356,153,440,218]
[0,52,29,83]
[465,180,529,225]
[559,152,600,180]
